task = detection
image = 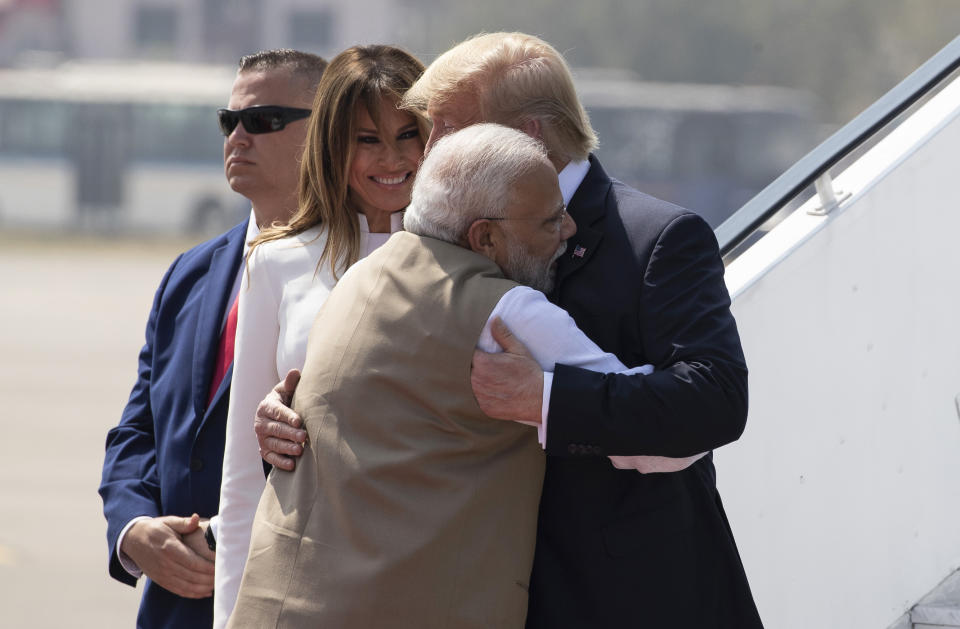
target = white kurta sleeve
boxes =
[213,248,282,628]
[477,285,642,374]
[479,286,706,473]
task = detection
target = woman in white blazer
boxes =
[213,44,427,628]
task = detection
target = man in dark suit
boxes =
[98,49,325,629]
[256,32,761,629]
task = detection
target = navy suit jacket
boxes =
[99,220,248,629]
[526,158,763,628]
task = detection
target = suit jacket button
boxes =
[190,456,203,472]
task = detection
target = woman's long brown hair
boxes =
[249,45,428,277]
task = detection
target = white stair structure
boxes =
[912,570,960,628]
[711,37,960,629]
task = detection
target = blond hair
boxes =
[251,45,427,277]
[403,32,597,164]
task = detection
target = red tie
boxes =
[207,295,239,408]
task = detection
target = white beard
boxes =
[503,236,567,293]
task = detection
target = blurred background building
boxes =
[0,0,956,235]
[0,0,400,65]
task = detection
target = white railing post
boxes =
[808,172,851,215]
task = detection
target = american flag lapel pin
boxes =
[573,245,587,258]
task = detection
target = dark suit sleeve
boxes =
[546,213,748,458]
[98,255,181,586]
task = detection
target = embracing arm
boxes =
[475,286,706,472]
[547,213,748,457]
[253,370,306,470]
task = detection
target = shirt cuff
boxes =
[209,514,219,540]
[538,371,551,448]
[515,371,550,449]
[116,516,152,579]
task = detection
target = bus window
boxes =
[130,103,223,163]
[70,103,130,209]
[0,62,243,235]
[577,77,820,228]
[590,108,680,181]
[0,99,69,157]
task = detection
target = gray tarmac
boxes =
[0,233,205,628]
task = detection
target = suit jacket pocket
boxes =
[601,492,695,558]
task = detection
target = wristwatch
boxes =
[204,523,217,552]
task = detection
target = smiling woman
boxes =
[348,100,424,232]
[256,44,430,277]
[212,44,427,629]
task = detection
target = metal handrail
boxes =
[716,34,960,258]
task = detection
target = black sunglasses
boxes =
[217,105,312,136]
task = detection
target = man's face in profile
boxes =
[496,161,576,293]
[222,69,312,206]
[424,91,574,292]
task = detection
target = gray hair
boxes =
[404,123,552,244]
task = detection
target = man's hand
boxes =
[609,452,708,474]
[181,518,216,563]
[120,514,215,598]
[471,317,543,424]
[255,369,306,471]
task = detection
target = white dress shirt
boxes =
[557,158,591,205]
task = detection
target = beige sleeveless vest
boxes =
[229,232,546,628]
